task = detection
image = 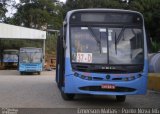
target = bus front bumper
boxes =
[19,64,42,72]
[64,74,147,95]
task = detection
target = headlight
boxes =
[74,72,92,80]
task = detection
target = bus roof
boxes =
[67,8,142,15]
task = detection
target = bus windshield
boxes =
[3,50,19,62]
[71,26,144,65]
[20,50,42,63]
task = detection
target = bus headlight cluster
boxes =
[122,74,142,81]
[122,77,129,81]
[122,76,136,81]
[130,76,135,80]
[74,72,92,80]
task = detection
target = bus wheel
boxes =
[61,91,75,101]
[37,72,41,75]
[116,95,126,102]
[20,72,24,75]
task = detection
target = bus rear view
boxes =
[3,49,19,69]
[19,47,43,75]
[56,9,148,102]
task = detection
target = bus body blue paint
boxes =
[19,63,43,72]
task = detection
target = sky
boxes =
[60,0,66,3]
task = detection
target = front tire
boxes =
[61,90,75,101]
[37,72,41,75]
[20,72,24,75]
[116,95,126,102]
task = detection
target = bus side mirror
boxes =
[58,33,67,50]
[63,39,67,49]
[63,21,67,49]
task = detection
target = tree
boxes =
[64,0,132,17]
[129,0,160,42]
[0,0,10,21]
[7,0,64,30]
[66,0,130,9]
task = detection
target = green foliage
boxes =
[45,34,57,54]
[0,0,9,20]
[151,41,160,52]
[5,0,64,30]
[0,39,42,50]
[129,0,160,42]
[64,0,128,11]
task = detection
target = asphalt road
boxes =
[0,70,159,113]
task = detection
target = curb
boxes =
[148,73,160,92]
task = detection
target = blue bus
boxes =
[19,47,43,75]
[56,9,148,102]
[3,49,19,69]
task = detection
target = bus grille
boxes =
[79,86,136,92]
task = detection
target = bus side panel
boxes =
[64,58,77,92]
[56,34,65,88]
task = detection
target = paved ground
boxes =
[0,70,159,109]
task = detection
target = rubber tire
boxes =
[20,72,24,75]
[37,72,41,75]
[116,95,126,102]
[61,90,75,101]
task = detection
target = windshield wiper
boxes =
[116,26,126,44]
[130,29,138,59]
[114,32,117,55]
[114,27,126,55]
[88,27,101,53]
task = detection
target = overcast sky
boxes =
[60,0,66,3]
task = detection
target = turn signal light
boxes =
[74,72,92,80]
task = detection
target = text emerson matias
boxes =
[77,108,117,114]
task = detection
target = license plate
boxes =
[101,84,115,89]
[76,53,92,63]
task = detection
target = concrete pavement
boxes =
[0,70,159,109]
